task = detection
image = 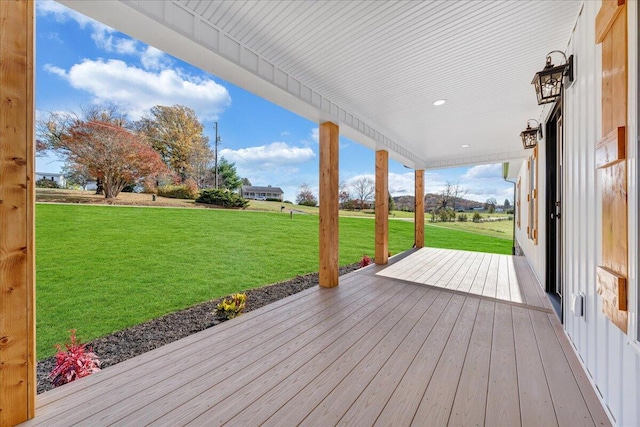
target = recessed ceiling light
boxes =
[433,99,447,106]
[461,144,470,148]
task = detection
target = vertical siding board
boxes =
[517,1,638,424]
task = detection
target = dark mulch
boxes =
[37,263,360,394]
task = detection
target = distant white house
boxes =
[35,172,66,188]
[241,185,284,201]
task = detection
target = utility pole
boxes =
[213,122,222,189]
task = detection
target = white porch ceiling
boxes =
[59,0,583,169]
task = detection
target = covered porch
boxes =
[22,248,609,426]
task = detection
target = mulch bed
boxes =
[37,263,360,394]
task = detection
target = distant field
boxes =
[428,219,514,240]
[35,203,512,359]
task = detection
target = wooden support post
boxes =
[0,0,36,425]
[319,122,339,287]
[414,170,425,248]
[375,150,389,265]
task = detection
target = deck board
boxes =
[377,248,548,309]
[485,304,521,426]
[22,249,610,427]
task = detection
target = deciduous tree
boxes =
[350,177,374,209]
[44,115,167,199]
[485,197,497,213]
[296,183,317,207]
[136,105,210,181]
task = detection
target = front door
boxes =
[546,104,563,320]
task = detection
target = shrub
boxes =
[265,197,281,202]
[283,200,292,204]
[472,212,482,223]
[36,178,60,189]
[298,199,317,207]
[157,179,199,200]
[49,330,101,387]
[216,293,247,319]
[457,213,468,222]
[359,255,372,268]
[196,189,249,208]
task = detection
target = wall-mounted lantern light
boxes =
[531,51,574,105]
[520,119,542,149]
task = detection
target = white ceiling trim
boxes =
[58,0,581,171]
[59,0,425,168]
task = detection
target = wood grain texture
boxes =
[529,310,596,426]
[0,0,36,425]
[512,306,557,427]
[596,0,627,333]
[485,304,521,426]
[596,266,628,332]
[414,170,424,248]
[411,296,479,426]
[595,0,625,44]
[375,150,388,265]
[448,299,494,426]
[600,163,628,291]
[595,126,626,168]
[319,121,339,287]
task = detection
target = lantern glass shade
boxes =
[531,63,566,105]
[520,125,539,149]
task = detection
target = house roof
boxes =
[242,186,284,193]
[36,172,63,177]
[60,0,582,169]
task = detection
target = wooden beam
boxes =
[0,0,36,425]
[414,170,424,248]
[595,126,626,169]
[595,0,625,44]
[319,122,339,287]
[597,266,628,333]
[375,150,388,265]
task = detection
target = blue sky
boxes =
[35,0,513,205]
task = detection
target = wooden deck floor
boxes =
[23,249,610,426]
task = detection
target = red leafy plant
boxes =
[359,255,372,268]
[49,330,101,387]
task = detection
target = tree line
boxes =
[37,104,248,199]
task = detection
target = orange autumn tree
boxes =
[59,120,167,199]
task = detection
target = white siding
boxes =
[515,2,640,425]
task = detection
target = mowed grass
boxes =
[428,218,514,240]
[36,204,511,359]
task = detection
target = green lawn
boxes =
[427,219,514,240]
[36,203,512,359]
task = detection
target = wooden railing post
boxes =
[0,0,36,425]
[415,170,425,248]
[375,150,388,264]
[319,122,339,287]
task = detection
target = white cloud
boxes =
[37,0,100,29]
[46,59,231,120]
[221,142,317,202]
[43,64,66,78]
[140,46,172,71]
[220,142,315,169]
[310,127,319,143]
[38,0,172,70]
[92,31,139,55]
[280,131,291,137]
[462,163,503,180]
